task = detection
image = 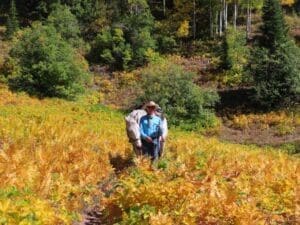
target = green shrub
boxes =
[121,205,156,225]
[275,123,295,136]
[136,61,219,130]
[8,23,89,99]
[155,34,177,54]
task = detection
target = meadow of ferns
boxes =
[0,85,299,225]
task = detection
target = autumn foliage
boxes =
[0,86,298,224]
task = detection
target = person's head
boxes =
[145,101,157,115]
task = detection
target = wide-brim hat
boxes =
[143,101,158,109]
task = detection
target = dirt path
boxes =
[75,155,134,225]
[218,125,300,147]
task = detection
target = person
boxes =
[156,107,168,157]
[139,101,162,161]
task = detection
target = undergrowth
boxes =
[0,86,298,224]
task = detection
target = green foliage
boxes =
[260,0,288,50]
[136,61,219,130]
[251,42,300,108]
[279,142,300,154]
[0,186,76,224]
[5,0,19,39]
[129,28,156,66]
[121,0,157,67]
[222,27,250,86]
[251,0,300,108]
[120,205,156,225]
[91,0,157,70]
[11,0,55,21]
[155,34,177,54]
[89,0,156,69]
[8,23,89,99]
[93,27,132,70]
[46,4,83,48]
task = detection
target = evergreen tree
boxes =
[5,0,19,39]
[46,4,83,48]
[251,0,300,108]
[259,0,288,50]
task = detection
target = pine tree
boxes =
[251,0,300,108]
[5,0,19,39]
[259,0,288,50]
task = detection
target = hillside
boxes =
[0,86,298,224]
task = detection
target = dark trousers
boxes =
[141,139,160,161]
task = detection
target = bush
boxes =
[8,23,89,99]
[135,61,219,130]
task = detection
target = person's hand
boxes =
[160,136,166,142]
[145,136,153,143]
[136,140,142,148]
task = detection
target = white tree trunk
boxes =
[216,11,219,36]
[225,2,228,30]
[163,0,166,16]
[193,0,196,39]
[219,0,223,36]
[246,0,252,39]
[234,1,238,30]
[249,6,252,34]
[210,0,213,38]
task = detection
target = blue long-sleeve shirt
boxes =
[139,115,162,140]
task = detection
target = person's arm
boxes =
[139,118,147,140]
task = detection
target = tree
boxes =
[177,20,190,38]
[9,23,89,99]
[94,27,132,71]
[5,0,19,39]
[260,0,288,50]
[46,4,83,48]
[122,0,156,66]
[223,27,249,86]
[251,0,300,108]
[280,0,295,6]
